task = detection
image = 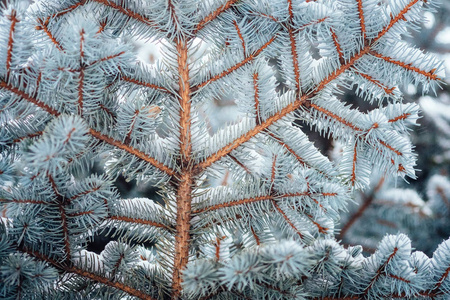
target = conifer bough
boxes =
[0,0,449,299]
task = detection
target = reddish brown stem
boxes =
[195,0,240,34]
[6,10,19,79]
[171,39,193,299]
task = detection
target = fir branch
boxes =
[36,17,64,51]
[0,80,175,176]
[0,0,447,299]
[47,173,72,260]
[193,35,277,90]
[272,200,304,239]
[121,75,172,94]
[310,103,362,132]
[92,0,163,32]
[370,50,441,80]
[232,19,246,56]
[356,0,366,40]
[363,247,398,295]
[351,142,358,186]
[198,0,423,172]
[78,28,85,114]
[194,192,336,214]
[6,9,19,79]
[48,1,86,19]
[195,0,240,34]
[354,70,396,95]
[108,215,171,230]
[388,113,411,123]
[330,27,343,60]
[20,247,155,300]
[88,129,175,176]
[374,0,420,42]
[0,198,46,205]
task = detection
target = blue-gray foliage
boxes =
[0,0,449,299]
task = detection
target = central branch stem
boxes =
[172,39,193,299]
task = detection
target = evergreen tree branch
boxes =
[350,142,358,186]
[272,200,304,239]
[269,155,305,239]
[10,131,44,145]
[121,75,172,94]
[108,215,172,231]
[47,173,72,261]
[330,28,343,61]
[167,0,181,34]
[19,246,155,300]
[356,0,366,40]
[375,0,419,42]
[388,113,411,123]
[310,103,362,131]
[36,17,64,51]
[0,79,175,176]
[198,0,424,173]
[194,0,240,34]
[193,192,337,214]
[5,9,18,79]
[0,198,46,205]
[193,35,277,90]
[370,50,441,80]
[287,0,301,92]
[232,19,246,56]
[362,247,398,295]
[48,1,86,19]
[92,0,164,32]
[87,129,176,176]
[353,70,396,95]
[78,29,85,114]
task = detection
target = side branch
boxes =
[36,17,64,51]
[88,129,175,176]
[193,192,336,214]
[374,0,420,43]
[356,0,366,40]
[6,10,19,79]
[196,100,303,171]
[272,201,304,238]
[195,0,423,172]
[48,1,86,19]
[0,198,46,205]
[363,247,398,295]
[0,80,175,176]
[92,0,162,31]
[310,103,363,131]
[354,70,396,94]
[370,50,440,80]
[233,20,246,55]
[47,173,71,260]
[21,247,155,300]
[121,76,172,93]
[194,36,276,90]
[195,0,240,34]
[109,215,171,230]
